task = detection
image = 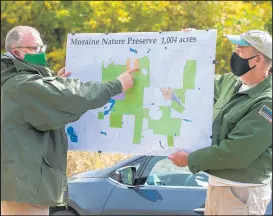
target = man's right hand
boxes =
[117,68,139,91]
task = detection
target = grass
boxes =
[67,151,132,176]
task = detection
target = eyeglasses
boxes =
[14,44,47,54]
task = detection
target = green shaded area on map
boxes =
[98,112,104,120]
[148,60,197,146]
[148,107,181,147]
[171,60,197,113]
[99,58,196,147]
[100,57,150,144]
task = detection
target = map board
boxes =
[65,30,217,156]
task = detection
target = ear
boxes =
[255,54,263,64]
[10,49,19,57]
[10,49,22,59]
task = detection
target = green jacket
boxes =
[188,73,272,184]
[1,53,122,206]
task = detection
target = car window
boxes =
[129,158,145,172]
[141,156,208,188]
[109,156,147,181]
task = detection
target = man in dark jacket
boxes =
[169,30,272,215]
[1,25,138,215]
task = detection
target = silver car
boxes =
[50,155,272,215]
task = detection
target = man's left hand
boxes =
[57,67,71,77]
[168,151,189,167]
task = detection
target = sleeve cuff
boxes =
[188,152,201,174]
[109,79,123,96]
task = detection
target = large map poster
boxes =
[65,30,217,155]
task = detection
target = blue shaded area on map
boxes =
[104,98,116,115]
[100,131,107,136]
[67,126,78,143]
[130,48,137,53]
[171,91,183,106]
[183,119,192,123]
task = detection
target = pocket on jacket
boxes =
[224,112,243,124]
[223,104,250,124]
[44,130,67,171]
[36,157,66,205]
[228,186,250,206]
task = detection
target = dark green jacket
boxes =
[1,53,122,206]
[188,73,272,184]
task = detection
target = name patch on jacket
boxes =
[258,105,272,123]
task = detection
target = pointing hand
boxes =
[117,68,139,91]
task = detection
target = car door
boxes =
[102,156,208,215]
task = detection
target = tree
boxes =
[1,1,272,73]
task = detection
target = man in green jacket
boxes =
[1,26,138,215]
[169,30,272,215]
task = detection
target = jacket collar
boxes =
[2,52,53,77]
[235,74,272,98]
[13,59,53,77]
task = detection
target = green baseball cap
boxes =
[225,30,272,60]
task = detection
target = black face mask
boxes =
[230,52,258,77]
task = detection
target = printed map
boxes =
[65,30,217,155]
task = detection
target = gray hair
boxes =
[253,47,272,69]
[5,26,40,52]
[264,55,272,67]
